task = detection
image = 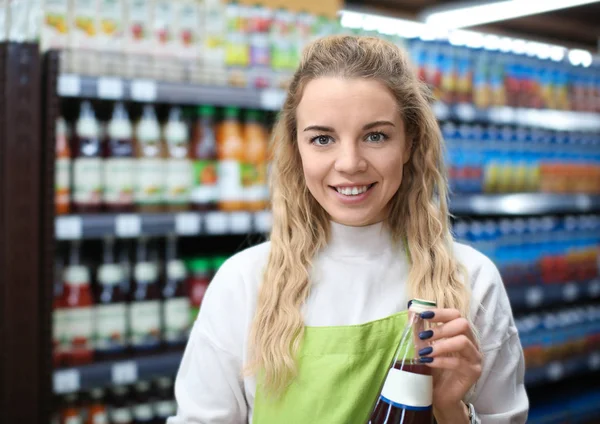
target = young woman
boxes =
[168,36,528,423]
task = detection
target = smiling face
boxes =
[296,77,411,227]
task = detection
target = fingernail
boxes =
[419,357,434,363]
[419,330,434,340]
[407,300,413,309]
[420,311,435,319]
[418,346,433,356]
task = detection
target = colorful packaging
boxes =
[41,0,69,50]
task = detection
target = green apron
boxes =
[252,311,408,423]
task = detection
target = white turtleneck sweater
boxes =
[168,222,528,423]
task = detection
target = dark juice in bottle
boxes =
[162,236,190,348]
[190,105,218,211]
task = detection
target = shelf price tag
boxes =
[563,282,579,302]
[205,212,229,234]
[115,214,141,238]
[131,79,157,102]
[98,77,124,100]
[525,287,543,308]
[57,74,81,97]
[260,89,286,110]
[56,216,83,240]
[432,102,450,121]
[230,212,252,234]
[53,369,80,394]
[175,213,201,236]
[112,361,138,385]
[455,104,476,121]
[254,210,272,233]
[589,279,600,297]
[546,362,564,381]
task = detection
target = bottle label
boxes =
[164,297,191,343]
[380,368,432,410]
[191,159,218,203]
[73,157,102,204]
[66,306,94,351]
[218,159,243,202]
[92,411,108,424]
[136,158,164,205]
[111,407,133,423]
[53,307,69,353]
[95,303,127,351]
[165,158,192,204]
[55,157,71,206]
[65,417,83,424]
[241,163,268,202]
[133,403,154,420]
[154,400,177,417]
[103,158,135,205]
[129,300,161,347]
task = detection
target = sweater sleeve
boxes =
[463,247,529,423]
[167,256,250,424]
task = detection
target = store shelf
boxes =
[53,351,183,394]
[57,74,600,131]
[450,193,600,216]
[55,210,273,240]
[525,350,600,387]
[508,280,600,310]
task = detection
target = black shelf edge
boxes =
[450,194,600,216]
[58,74,600,131]
[508,279,600,311]
[525,350,600,387]
[53,351,183,394]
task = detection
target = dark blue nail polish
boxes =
[407,300,413,309]
[419,357,434,363]
[418,346,433,356]
[419,330,434,340]
[420,311,435,319]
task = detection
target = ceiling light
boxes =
[422,0,600,30]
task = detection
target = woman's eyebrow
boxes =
[303,125,334,132]
[363,120,395,130]
[303,121,395,132]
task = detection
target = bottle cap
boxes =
[409,299,437,313]
[188,258,212,274]
[197,105,215,117]
[223,107,240,119]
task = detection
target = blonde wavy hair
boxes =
[247,35,471,395]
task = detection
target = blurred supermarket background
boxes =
[1,0,600,422]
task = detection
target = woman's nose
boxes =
[333,142,368,174]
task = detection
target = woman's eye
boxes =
[312,135,333,146]
[366,132,387,143]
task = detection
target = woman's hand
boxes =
[417,308,481,423]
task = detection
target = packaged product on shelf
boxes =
[95,237,129,359]
[132,381,155,423]
[0,0,5,42]
[135,105,164,212]
[217,107,245,211]
[98,0,125,75]
[153,377,177,421]
[86,388,108,424]
[60,393,83,424]
[124,0,152,79]
[63,256,95,366]
[104,102,135,212]
[201,0,226,85]
[151,0,179,81]
[190,105,218,211]
[187,257,211,323]
[70,0,100,75]
[242,109,269,211]
[224,0,249,87]
[130,238,162,352]
[248,4,271,89]
[489,52,506,107]
[41,0,69,51]
[174,0,201,78]
[163,107,191,211]
[73,101,103,213]
[473,50,491,109]
[7,0,30,42]
[109,385,134,424]
[55,117,71,215]
[269,8,294,89]
[455,47,473,104]
[162,236,190,347]
[439,44,457,105]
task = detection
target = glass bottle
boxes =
[368,299,437,424]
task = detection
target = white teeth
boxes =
[336,185,369,196]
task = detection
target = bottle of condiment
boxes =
[55,117,71,215]
[109,386,133,424]
[163,236,190,347]
[94,237,128,359]
[164,107,192,211]
[190,105,218,211]
[130,238,162,352]
[187,257,212,323]
[217,107,245,211]
[86,388,108,424]
[153,378,177,422]
[243,109,269,211]
[368,299,436,424]
[60,393,83,424]
[132,381,156,424]
[63,242,94,366]
[135,106,165,212]
[72,101,103,213]
[104,103,135,212]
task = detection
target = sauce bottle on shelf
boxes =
[104,103,135,212]
[187,257,212,323]
[94,237,129,360]
[164,107,192,212]
[153,377,177,422]
[243,109,269,211]
[72,101,103,213]
[130,237,162,353]
[63,241,94,366]
[190,105,218,211]
[217,107,245,211]
[60,393,83,424]
[163,235,190,348]
[132,381,156,424]
[109,385,134,424]
[55,117,71,215]
[135,106,165,213]
[86,388,108,424]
